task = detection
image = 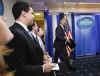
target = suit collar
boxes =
[15,21,29,32]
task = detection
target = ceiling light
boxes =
[35,13,41,16]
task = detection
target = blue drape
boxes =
[94,14,100,54]
[56,14,60,26]
[73,13,100,56]
[0,0,4,16]
[44,11,54,57]
[71,13,76,59]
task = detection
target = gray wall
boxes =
[3,0,17,27]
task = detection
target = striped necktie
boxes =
[27,31,34,39]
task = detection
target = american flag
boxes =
[64,30,73,56]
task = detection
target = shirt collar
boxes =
[16,21,29,32]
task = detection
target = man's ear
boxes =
[21,11,27,17]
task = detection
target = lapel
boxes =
[59,25,65,34]
[14,23,33,39]
[31,34,43,53]
[12,23,35,48]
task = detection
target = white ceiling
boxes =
[20,0,100,12]
[21,0,100,3]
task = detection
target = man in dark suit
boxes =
[54,17,75,71]
[4,1,54,76]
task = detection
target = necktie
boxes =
[27,31,34,39]
[35,35,39,43]
[63,26,67,33]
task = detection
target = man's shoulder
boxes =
[9,23,19,29]
[57,25,61,28]
[9,23,23,33]
[9,25,25,40]
[56,25,63,32]
[56,25,61,30]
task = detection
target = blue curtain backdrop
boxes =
[56,13,60,26]
[94,14,100,54]
[71,13,76,58]
[0,0,4,15]
[44,11,54,57]
[73,13,100,56]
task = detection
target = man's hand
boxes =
[43,63,54,72]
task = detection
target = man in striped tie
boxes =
[54,16,76,72]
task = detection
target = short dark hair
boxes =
[12,1,30,20]
[59,13,64,20]
[60,17,65,21]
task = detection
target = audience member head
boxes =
[28,21,38,34]
[60,16,68,26]
[12,1,34,26]
[37,27,44,37]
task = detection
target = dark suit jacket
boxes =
[54,24,70,49]
[4,23,44,76]
[54,25,66,49]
